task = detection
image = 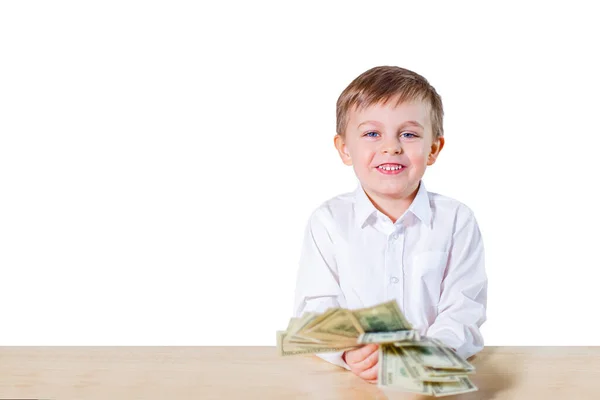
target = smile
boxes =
[376,163,405,175]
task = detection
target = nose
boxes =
[381,136,403,154]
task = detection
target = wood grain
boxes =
[0,346,599,399]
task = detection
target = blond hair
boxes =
[336,66,444,140]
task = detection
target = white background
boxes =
[1,1,599,345]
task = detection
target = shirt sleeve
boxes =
[292,209,351,371]
[426,209,488,360]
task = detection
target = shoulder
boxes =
[428,190,475,217]
[305,189,356,230]
[426,189,478,231]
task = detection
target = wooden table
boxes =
[0,347,599,399]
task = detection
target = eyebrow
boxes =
[357,120,424,129]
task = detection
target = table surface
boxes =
[0,346,599,399]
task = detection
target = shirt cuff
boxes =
[427,328,462,350]
[427,329,464,357]
[427,327,481,360]
[315,350,351,370]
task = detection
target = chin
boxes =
[377,182,415,197]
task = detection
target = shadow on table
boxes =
[459,347,519,400]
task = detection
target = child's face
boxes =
[334,98,444,200]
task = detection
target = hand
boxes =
[342,344,379,383]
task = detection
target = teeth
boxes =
[378,165,402,171]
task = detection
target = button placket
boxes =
[397,230,405,310]
[386,227,405,308]
[384,235,392,299]
[384,228,396,299]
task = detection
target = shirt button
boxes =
[390,276,399,284]
[391,233,399,240]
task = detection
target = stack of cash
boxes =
[378,338,477,396]
[277,300,477,397]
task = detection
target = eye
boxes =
[365,131,379,138]
[401,132,418,139]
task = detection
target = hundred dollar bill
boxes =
[424,366,475,377]
[393,336,439,347]
[396,338,475,371]
[302,308,364,341]
[351,300,413,333]
[284,314,322,345]
[284,317,319,344]
[296,308,337,334]
[387,346,464,383]
[400,344,463,370]
[378,344,433,395]
[276,331,358,356]
[285,312,335,344]
[288,312,319,332]
[284,315,356,347]
[358,329,420,344]
[398,348,465,383]
[431,376,478,397]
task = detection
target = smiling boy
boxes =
[292,66,487,383]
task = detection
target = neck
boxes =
[363,183,420,224]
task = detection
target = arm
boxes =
[426,210,488,360]
[292,209,350,370]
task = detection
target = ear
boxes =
[427,136,445,166]
[334,134,353,166]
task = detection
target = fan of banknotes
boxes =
[277,300,477,397]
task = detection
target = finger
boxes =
[359,359,379,382]
[353,346,379,373]
[345,344,377,364]
[345,344,379,365]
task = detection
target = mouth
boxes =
[376,163,406,175]
[375,163,406,175]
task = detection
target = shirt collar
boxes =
[354,180,432,229]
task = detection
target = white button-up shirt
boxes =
[292,180,487,369]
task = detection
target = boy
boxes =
[292,66,487,384]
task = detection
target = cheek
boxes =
[406,146,429,165]
[352,147,374,164]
